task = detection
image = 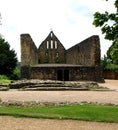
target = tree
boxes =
[0,37,17,77]
[107,42,118,64]
[93,0,118,64]
[0,13,2,37]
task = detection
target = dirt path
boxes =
[0,80,118,130]
[0,116,118,130]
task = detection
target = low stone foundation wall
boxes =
[30,66,104,82]
[10,79,108,91]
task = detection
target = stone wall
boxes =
[66,35,100,66]
[21,66,31,79]
[30,66,104,82]
[20,32,103,82]
[38,31,66,63]
[30,67,56,80]
[21,34,38,66]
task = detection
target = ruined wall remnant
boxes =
[30,65,103,82]
[21,34,38,78]
[20,31,104,82]
[66,35,100,66]
[21,34,38,66]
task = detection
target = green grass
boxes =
[0,75,11,85]
[0,104,118,123]
[0,79,11,85]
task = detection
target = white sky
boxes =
[0,0,115,61]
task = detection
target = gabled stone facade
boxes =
[21,31,104,82]
[38,31,66,64]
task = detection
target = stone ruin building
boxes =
[21,31,104,82]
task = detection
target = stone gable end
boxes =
[20,31,104,82]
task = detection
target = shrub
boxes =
[0,75,9,80]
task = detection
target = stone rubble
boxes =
[9,79,107,91]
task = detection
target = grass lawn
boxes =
[0,79,11,85]
[0,75,11,85]
[0,104,118,123]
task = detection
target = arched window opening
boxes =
[47,41,49,49]
[51,40,53,49]
[55,41,57,49]
[55,52,59,63]
[45,52,48,63]
[56,52,59,58]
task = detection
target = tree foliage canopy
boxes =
[93,0,118,42]
[93,0,118,64]
[0,37,17,76]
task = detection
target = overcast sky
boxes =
[0,0,115,61]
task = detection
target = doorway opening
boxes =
[57,70,63,81]
[64,69,69,81]
[57,69,69,81]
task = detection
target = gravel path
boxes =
[0,80,118,105]
[0,116,118,130]
[0,80,118,130]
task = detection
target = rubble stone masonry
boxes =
[21,31,104,82]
